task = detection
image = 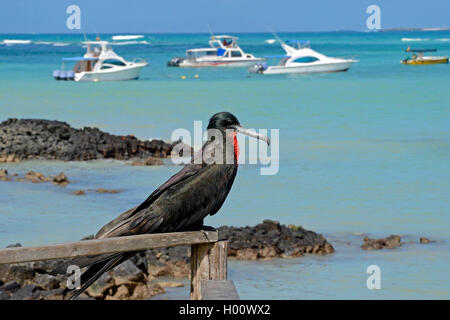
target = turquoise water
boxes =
[0,32,449,299]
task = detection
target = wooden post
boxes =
[201,280,239,300]
[190,240,228,300]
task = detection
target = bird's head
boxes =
[207,112,270,145]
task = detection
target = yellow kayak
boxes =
[402,57,449,65]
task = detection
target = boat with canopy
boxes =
[53,41,148,81]
[167,35,264,67]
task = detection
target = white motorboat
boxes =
[168,35,264,67]
[249,40,357,75]
[53,41,148,82]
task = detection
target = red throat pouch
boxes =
[233,132,239,164]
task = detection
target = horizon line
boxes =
[1,27,450,35]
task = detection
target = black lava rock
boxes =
[9,284,41,300]
[0,118,176,161]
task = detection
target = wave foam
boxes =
[401,38,430,42]
[1,39,32,45]
[111,40,150,45]
[402,37,450,42]
[112,35,145,41]
[53,42,70,47]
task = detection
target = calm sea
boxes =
[0,32,449,299]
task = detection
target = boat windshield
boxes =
[187,49,218,58]
[278,57,290,66]
[210,37,237,48]
[289,40,310,50]
[210,41,222,49]
[85,43,112,57]
[86,44,102,57]
[264,55,290,66]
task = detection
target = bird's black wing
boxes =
[69,140,236,300]
[94,142,215,239]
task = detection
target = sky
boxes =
[0,0,449,33]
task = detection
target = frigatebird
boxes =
[69,112,269,299]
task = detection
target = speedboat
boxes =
[53,41,148,81]
[249,40,357,75]
[168,35,264,67]
[401,47,449,65]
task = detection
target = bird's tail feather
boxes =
[68,252,125,300]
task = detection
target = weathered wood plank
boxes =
[201,280,240,300]
[0,231,218,265]
[190,241,228,300]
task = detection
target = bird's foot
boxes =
[199,226,217,242]
[201,225,217,231]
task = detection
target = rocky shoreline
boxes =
[0,220,334,300]
[0,118,178,162]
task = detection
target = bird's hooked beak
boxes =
[233,125,270,146]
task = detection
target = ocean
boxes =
[0,31,449,299]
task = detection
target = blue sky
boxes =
[0,0,449,33]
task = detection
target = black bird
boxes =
[69,112,269,299]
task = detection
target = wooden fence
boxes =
[0,231,239,300]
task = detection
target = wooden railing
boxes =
[0,231,239,300]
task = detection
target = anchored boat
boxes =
[168,35,264,67]
[53,41,148,81]
[249,40,357,75]
[401,47,449,65]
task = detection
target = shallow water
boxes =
[0,32,449,299]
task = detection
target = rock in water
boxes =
[0,263,35,285]
[24,171,51,183]
[129,283,164,300]
[85,272,114,298]
[95,188,120,194]
[0,118,176,161]
[218,220,334,259]
[111,260,144,286]
[32,259,68,275]
[40,288,65,300]
[0,289,10,300]
[361,235,402,250]
[107,285,130,300]
[1,281,20,292]
[53,172,69,185]
[0,169,9,181]
[419,237,431,244]
[9,284,41,300]
[6,243,21,248]
[33,274,60,290]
